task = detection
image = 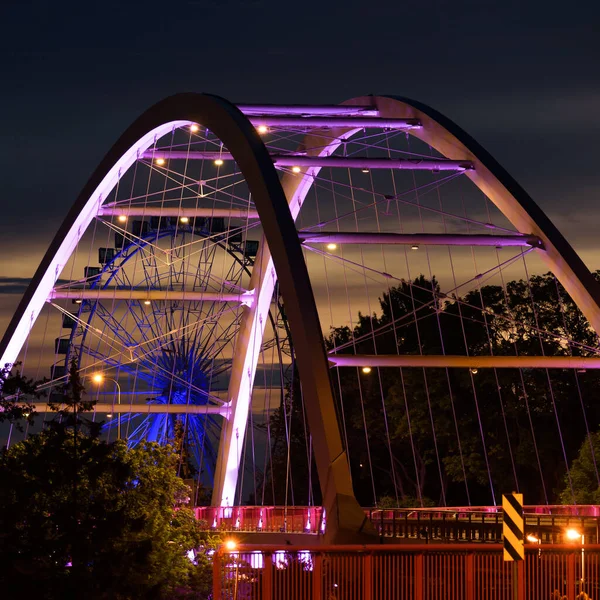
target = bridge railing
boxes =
[213,543,599,600]
[368,507,600,543]
[193,505,600,541]
[194,506,324,534]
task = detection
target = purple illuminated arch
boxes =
[0,94,367,543]
[3,93,600,545]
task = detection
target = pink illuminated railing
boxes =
[194,505,600,541]
[194,506,324,534]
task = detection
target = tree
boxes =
[0,362,41,430]
[270,271,600,508]
[0,430,216,599]
[560,431,600,505]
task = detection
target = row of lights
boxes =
[160,126,372,178]
[325,243,420,251]
[153,124,269,168]
[116,215,190,224]
[154,157,373,175]
[189,123,268,136]
[75,298,151,306]
[526,528,584,544]
[220,528,586,553]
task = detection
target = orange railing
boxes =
[213,543,599,599]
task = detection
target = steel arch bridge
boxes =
[3,94,600,543]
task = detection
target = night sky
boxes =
[1,0,599,335]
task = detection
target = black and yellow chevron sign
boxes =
[502,492,524,561]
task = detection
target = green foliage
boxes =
[560,432,600,505]
[48,357,96,417]
[274,271,600,507]
[0,429,216,599]
[0,362,41,430]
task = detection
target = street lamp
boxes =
[527,534,541,558]
[92,373,121,440]
[565,528,585,590]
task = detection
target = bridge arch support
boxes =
[3,93,600,543]
[0,93,370,543]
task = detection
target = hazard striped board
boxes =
[502,492,524,561]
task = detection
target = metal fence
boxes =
[213,543,597,599]
[194,505,600,542]
[368,509,600,544]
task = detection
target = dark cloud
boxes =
[0,277,33,295]
[0,0,599,336]
[0,278,71,295]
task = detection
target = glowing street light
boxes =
[526,534,540,543]
[224,539,237,552]
[155,157,165,166]
[362,366,372,374]
[190,123,199,133]
[118,215,127,223]
[566,528,586,588]
[256,125,268,134]
[326,243,337,251]
[214,158,224,166]
[292,166,301,173]
[92,373,121,440]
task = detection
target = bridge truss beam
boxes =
[298,232,543,248]
[49,289,254,305]
[329,354,600,369]
[143,151,472,171]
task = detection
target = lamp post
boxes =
[526,533,541,558]
[566,528,585,591]
[92,373,121,439]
